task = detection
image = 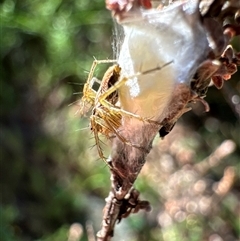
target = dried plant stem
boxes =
[96,121,156,240]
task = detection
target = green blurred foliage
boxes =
[1,0,240,241]
[1,0,113,240]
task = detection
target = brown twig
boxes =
[97,156,152,241]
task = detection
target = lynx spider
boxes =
[81,59,166,162]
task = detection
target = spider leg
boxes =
[83,59,116,98]
[81,59,117,115]
[98,61,173,102]
[100,99,161,126]
[90,115,110,166]
[86,59,117,88]
[97,64,174,125]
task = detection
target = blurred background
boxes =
[1,0,240,241]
